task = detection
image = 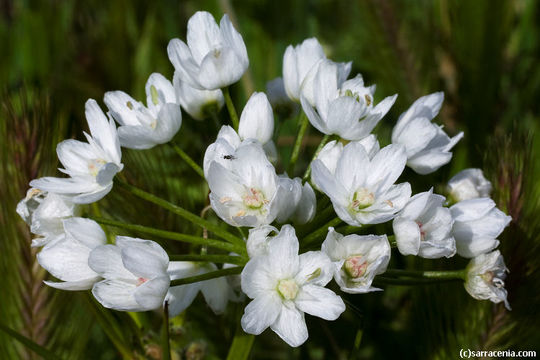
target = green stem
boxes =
[170,142,205,179]
[287,112,310,175]
[223,87,239,130]
[302,134,331,182]
[383,269,466,280]
[169,254,247,265]
[161,302,171,360]
[387,235,396,248]
[301,217,342,249]
[115,180,245,249]
[170,266,243,287]
[91,217,242,254]
[373,276,462,286]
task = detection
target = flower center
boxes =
[88,159,107,177]
[481,271,495,284]
[342,89,372,106]
[243,188,266,209]
[416,221,426,240]
[343,255,368,278]
[350,188,374,212]
[277,279,299,300]
[136,277,148,286]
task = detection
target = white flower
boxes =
[241,225,345,347]
[450,198,512,258]
[37,218,105,290]
[17,188,77,247]
[166,262,229,316]
[312,142,411,225]
[30,100,123,204]
[275,176,316,225]
[283,37,351,104]
[464,250,510,310]
[322,228,390,293]
[173,71,224,120]
[393,189,456,258]
[391,92,463,175]
[203,92,276,176]
[447,168,492,203]
[207,142,287,227]
[167,11,249,90]
[104,73,182,149]
[301,60,396,140]
[312,135,380,188]
[89,237,170,312]
[238,92,274,145]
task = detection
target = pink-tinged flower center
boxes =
[243,188,266,209]
[136,277,148,286]
[277,279,299,300]
[344,256,368,278]
[416,221,426,240]
[88,159,107,177]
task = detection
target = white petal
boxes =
[200,275,229,314]
[241,292,282,335]
[450,198,496,222]
[267,225,299,279]
[44,278,100,291]
[187,11,222,64]
[167,38,203,89]
[393,217,421,256]
[85,99,121,165]
[88,244,134,280]
[407,150,453,175]
[295,285,345,320]
[92,279,140,311]
[117,237,169,278]
[241,256,276,298]
[63,217,106,249]
[198,47,245,89]
[145,73,176,109]
[134,275,170,310]
[166,283,201,317]
[366,144,407,194]
[270,305,308,347]
[295,251,333,286]
[392,117,438,158]
[37,238,98,282]
[220,14,249,67]
[104,90,142,126]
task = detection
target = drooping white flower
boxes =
[275,176,316,225]
[322,227,390,293]
[30,100,123,204]
[173,71,224,120]
[450,198,511,258]
[447,168,492,203]
[301,60,397,141]
[312,142,411,225]
[283,37,352,104]
[464,250,510,310]
[17,188,77,247]
[167,11,249,90]
[393,189,456,258]
[246,225,279,258]
[207,142,287,227]
[37,218,105,290]
[89,237,170,312]
[166,262,229,317]
[391,92,463,175]
[241,225,345,347]
[238,92,274,145]
[104,73,182,149]
[203,92,276,176]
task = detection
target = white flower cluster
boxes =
[16,10,513,349]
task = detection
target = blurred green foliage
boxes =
[1,0,539,359]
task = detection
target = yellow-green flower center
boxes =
[277,279,299,300]
[350,188,374,212]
